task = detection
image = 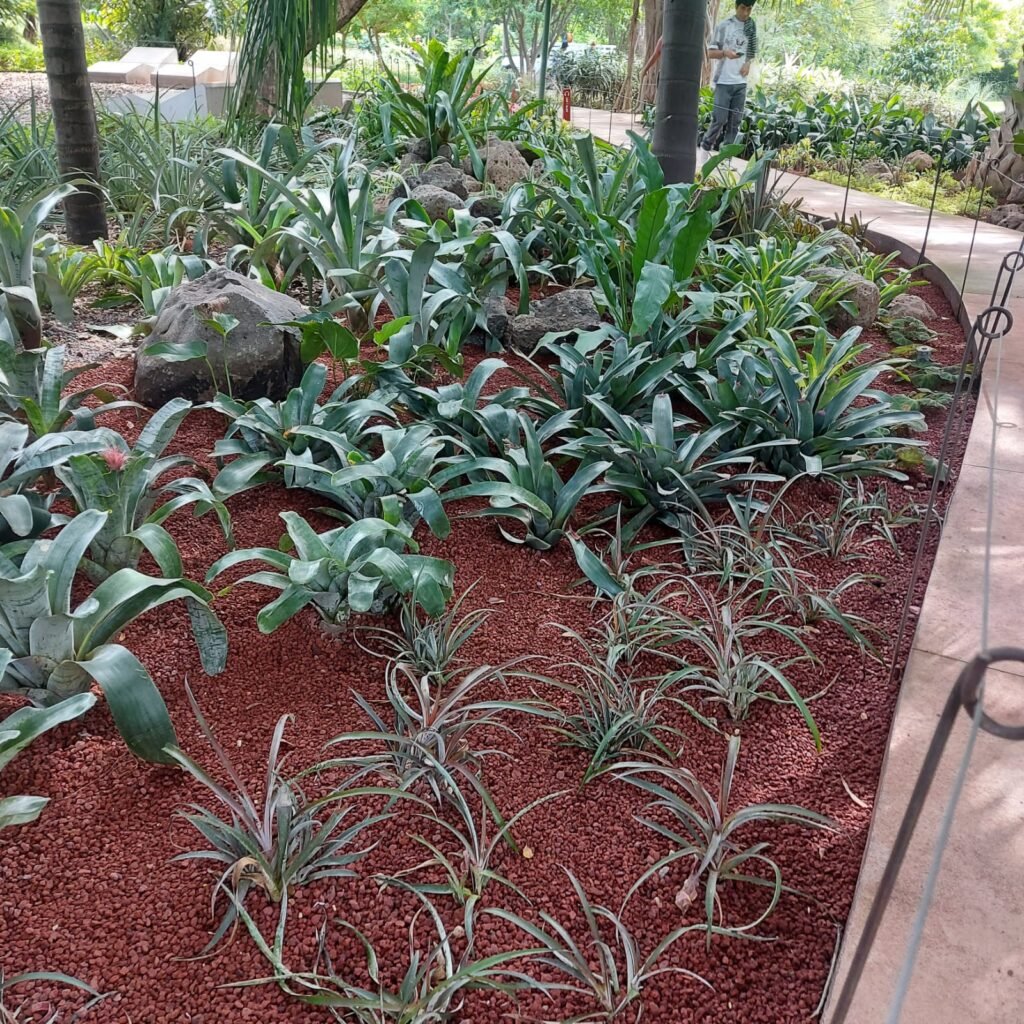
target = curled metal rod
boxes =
[831,646,1024,1023]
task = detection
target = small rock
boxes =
[807,267,881,331]
[862,157,893,182]
[822,229,863,265]
[423,162,470,198]
[394,160,469,201]
[409,184,465,223]
[467,194,504,223]
[467,295,513,347]
[905,149,935,172]
[464,136,530,191]
[397,151,426,175]
[887,293,939,321]
[509,289,602,351]
[986,203,1024,232]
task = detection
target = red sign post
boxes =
[562,88,572,122]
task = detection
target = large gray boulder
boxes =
[411,184,465,222]
[887,292,939,321]
[465,137,530,192]
[808,267,881,331]
[510,290,603,351]
[134,268,306,407]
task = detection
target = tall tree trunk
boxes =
[702,0,720,87]
[516,18,528,74]
[369,29,385,64]
[37,0,108,244]
[653,0,705,183]
[617,0,641,112]
[965,45,1024,205]
[640,0,663,106]
[502,17,515,68]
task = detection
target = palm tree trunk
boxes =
[702,0,720,87]
[36,0,108,244]
[653,0,706,183]
[617,0,641,112]
[640,0,664,106]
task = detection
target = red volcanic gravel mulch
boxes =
[1,278,973,1023]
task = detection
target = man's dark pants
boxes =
[702,83,747,150]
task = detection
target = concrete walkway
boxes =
[574,106,1024,1022]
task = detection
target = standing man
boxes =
[701,1,758,153]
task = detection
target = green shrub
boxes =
[89,0,212,60]
[0,40,44,72]
[0,509,227,762]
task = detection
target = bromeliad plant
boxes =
[400,208,533,329]
[370,240,478,380]
[462,413,609,550]
[236,888,536,1023]
[355,583,492,679]
[538,625,686,785]
[562,394,781,533]
[314,423,458,537]
[377,357,532,456]
[167,686,388,951]
[326,660,540,816]
[0,420,127,545]
[52,399,233,580]
[213,135,394,328]
[0,420,53,543]
[616,737,835,943]
[379,787,562,917]
[575,168,734,337]
[207,512,455,633]
[489,869,711,1020]
[95,244,212,322]
[211,361,398,498]
[523,336,683,432]
[376,40,494,164]
[680,328,926,479]
[650,580,822,748]
[506,131,667,283]
[0,183,75,345]
[0,343,138,440]
[0,509,227,762]
[699,235,847,339]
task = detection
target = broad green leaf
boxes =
[77,644,176,763]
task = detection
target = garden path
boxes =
[573,103,1024,1024]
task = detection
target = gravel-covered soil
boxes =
[0,71,159,120]
[0,280,973,1022]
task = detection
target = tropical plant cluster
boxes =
[713,87,998,173]
[0,38,955,1023]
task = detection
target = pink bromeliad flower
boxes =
[100,447,129,472]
